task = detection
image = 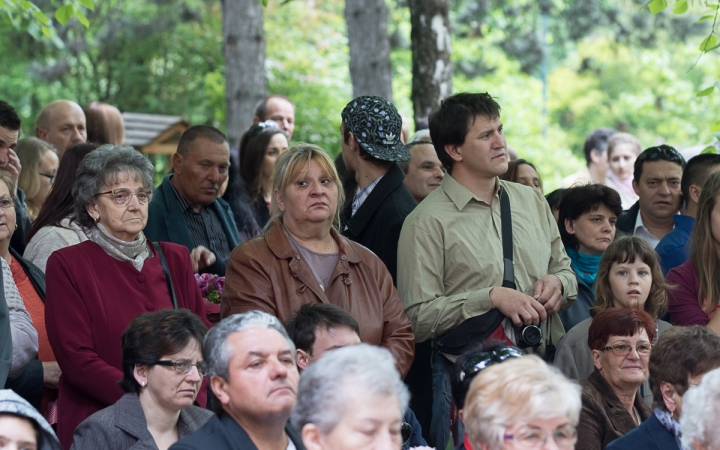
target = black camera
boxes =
[515,324,542,348]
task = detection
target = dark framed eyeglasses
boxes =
[153,360,206,377]
[401,422,412,445]
[0,196,15,210]
[94,188,154,206]
[39,172,56,184]
[459,347,524,382]
[602,343,652,357]
[249,120,282,137]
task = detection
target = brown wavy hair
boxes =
[690,170,720,314]
[592,236,670,319]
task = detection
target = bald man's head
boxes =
[36,100,87,157]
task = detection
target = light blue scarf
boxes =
[566,247,601,291]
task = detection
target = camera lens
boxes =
[521,325,542,347]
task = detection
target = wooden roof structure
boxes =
[122,112,189,155]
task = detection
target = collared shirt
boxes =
[397,174,577,343]
[633,210,670,249]
[655,214,695,275]
[351,175,383,217]
[168,176,231,274]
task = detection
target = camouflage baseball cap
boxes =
[341,96,410,162]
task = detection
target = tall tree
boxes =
[344,0,393,100]
[222,0,266,148]
[409,0,452,130]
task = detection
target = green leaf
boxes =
[32,9,49,25]
[76,10,89,28]
[78,0,94,11]
[648,0,668,14]
[54,4,74,25]
[699,15,715,22]
[673,0,688,13]
[700,34,719,51]
[701,145,717,154]
[711,121,720,133]
[261,0,268,6]
[697,86,715,96]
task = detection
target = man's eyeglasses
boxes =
[504,425,577,449]
[153,360,206,377]
[0,196,15,210]
[459,347,524,381]
[401,422,412,445]
[602,343,652,357]
[249,120,282,137]
[39,172,56,184]
[94,188,154,206]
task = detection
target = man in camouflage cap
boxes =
[339,96,417,284]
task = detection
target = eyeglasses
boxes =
[504,425,577,449]
[0,196,15,209]
[459,347,524,382]
[602,343,652,357]
[249,120,282,137]
[401,422,412,445]
[39,172,56,184]
[153,360,206,377]
[94,188,154,206]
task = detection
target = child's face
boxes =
[609,144,637,180]
[608,256,653,309]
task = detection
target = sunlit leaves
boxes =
[648,0,668,14]
[54,4,74,24]
[697,86,715,96]
[700,35,718,51]
[701,145,717,154]
[673,0,688,14]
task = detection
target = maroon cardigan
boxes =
[45,240,210,449]
[666,260,708,326]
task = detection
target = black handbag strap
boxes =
[500,187,515,289]
[153,242,178,310]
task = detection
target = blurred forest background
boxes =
[1,0,720,190]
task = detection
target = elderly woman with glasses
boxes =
[463,355,581,450]
[44,145,210,449]
[71,309,213,450]
[578,308,655,450]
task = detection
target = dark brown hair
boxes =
[557,184,622,250]
[588,308,656,351]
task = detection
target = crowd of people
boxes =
[0,91,719,450]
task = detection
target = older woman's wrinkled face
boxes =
[137,339,204,412]
[592,328,651,391]
[276,160,339,228]
[86,171,149,242]
[609,257,652,309]
[0,414,37,450]
[305,393,403,450]
[0,182,16,246]
[500,416,577,449]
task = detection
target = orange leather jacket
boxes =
[221,221,415,376]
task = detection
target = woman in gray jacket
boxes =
[70,309,213,450]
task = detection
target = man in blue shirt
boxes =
[656,153,720,274]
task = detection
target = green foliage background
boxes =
[2,0,720,190]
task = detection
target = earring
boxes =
[142,381,146,387]
[14,224,17,230]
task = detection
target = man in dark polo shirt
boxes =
[145,125,241,275]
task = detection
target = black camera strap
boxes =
[499,187,515,290]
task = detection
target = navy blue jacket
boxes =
[145,175,241,276]
[656,215,694,275]
[606,412,679,450]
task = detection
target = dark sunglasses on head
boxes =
[249,120,282,137]
[401,422,412,445]
[459,347,524,382]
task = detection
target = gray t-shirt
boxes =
[286,234,339,291]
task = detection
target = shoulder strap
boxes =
[500,187,516,290]
[153,242,178,310]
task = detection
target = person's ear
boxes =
[445,144,463,163]
[301,424,324,450]
[37,128,48,140]
[210,375,231,406]
[564,218,576,235]
[172,152,184,174]
[274,188,285,212]
[296,349,310,371]
[86,201,100,222]
[590,149,602,164]
[591,349,603,370]
[660,381,678,413]
[133,364,148,387]
[689,184,702,206]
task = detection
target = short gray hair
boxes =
[291,344,409,434]
[681,366,720,449]
[73,144,154,229]
[203,310,296,380]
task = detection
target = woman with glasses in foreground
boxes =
[578,308,655,449]
[463,355,581,450]
[45,145,210,449]
[71,309,213,450]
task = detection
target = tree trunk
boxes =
[409,0,452,130]
[222,0,266,148]
[344,0,393,101]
